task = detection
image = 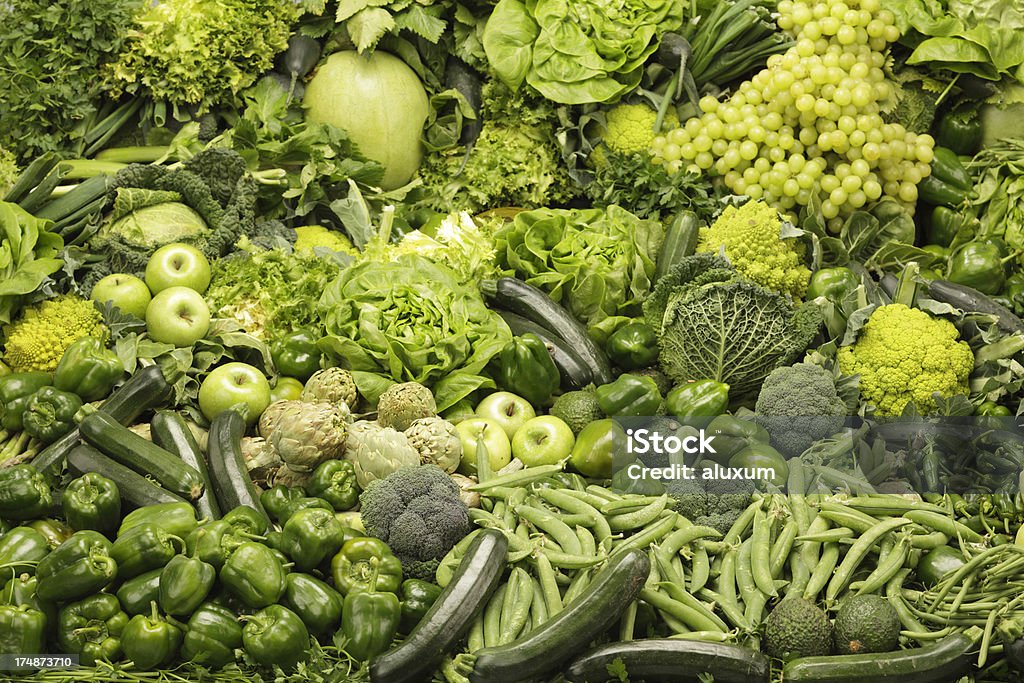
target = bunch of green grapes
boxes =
[651,0,935,231]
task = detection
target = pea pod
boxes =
[825,517,912,603]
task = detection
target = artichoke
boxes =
[344,420,420,488]
[377,382,437,431]
[405,417,462,473]
[301,367,358,409]
[258,400,294,439]
[247,402,349,487]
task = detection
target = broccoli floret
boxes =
[664,470,754,534]
[755,362,848,456]
[3,296,107,372]
[359,464,470,580]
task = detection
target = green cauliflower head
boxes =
[755,362,848,456]
[377,382,437,431]
[405,417,463,474]
[837,304,973,416]
[344,420,421,488]
[3,296,107,372]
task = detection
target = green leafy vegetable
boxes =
[0,203,64,326]
[336,0,450,53]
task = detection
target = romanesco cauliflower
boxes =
[603,103,661,156]
[697,201,811,299]
[837,304,973,416]
[294,226,357,256]
[0,146,17,196]
[3,296,107,372]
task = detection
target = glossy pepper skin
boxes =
[281,572,343,635]
[948,241,1007,295]
[1,573,57,630]
[399,578,442,634]
[119,502,198,539]
[0,464,52,520]
[28,518,74,550]
[606,321,659,370]
[110,523,183,580]
[271,329,323,381]
[261,485,331,524]
[57,594,129,665]
[22,386,83,443]
[595,373,663,417]
[220,541,286,608]
[63,473,121,536]
[181,602,243,669]
[122,602,182,670]
[35,530,116,602]
[665,380,730,417]
[341,565,401,662]
[282,507,348,572]
[0,605,46,656]
[331,537,403,595]
[242,604,309,670]
[936,107,982,156]
[185,521,246,570]
[927,206,973,248]
[807,267,859,301]
[53,336,124,402]
[704,415,770,463]
[0,527,50,578]
[221,505,269,537]
[116,569,163,616]
[977,401,1012,417]
[728,442,789,487]
[919,147,975,208]
[306,459,360,511]
[0,372,52,431]
[497,333,560,407]
[569,419,625,479]
[159,554,216,617]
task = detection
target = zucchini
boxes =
[67,444,186,508]
[481,278,613,385]
[565,639,770,683]
[31,364,174,472]
[656,211,702,282]
[782,632,974,682]
[207,410,269,526]
[466,549,650,683]
[497,309,593,389]
[926,279,1024,335]
[79,412,204,500]
[151,411,221,520]
[370,529,508,683]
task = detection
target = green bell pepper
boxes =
[0,527,50,579]
[22,386,82,443]
[281,572,343,636]
[282,507,348,572]
[242,604,309,670]
[1,572,57,631]
[948,241,1008,295]
[116,568,163,616]
[221,505,269,537]
[180,602,242,670]
[0,604,46,657]
[936,106,982,156]
[0,464,52,521]
[399,578,442,634]
[63,473,121,536]
[57,594,129,665]
[0,372,52,431]
[340,561,401,662]
[497,333,560,408]
[260,485,331,525]
[926,206,972,248]
[159,554,216,617]
[606,321,659,370]
[220,542,286,608]
[0,520,8,536]
[185,521,247,570]
[807,267,858,301]
[595,374,663,417]
[665,380,730,417]
[568,419,625,479]
[728,442,789,487]
[931,146,973,191]
[306,459,360,511]
[28,518,73,550]
[119,502,198,539]
[331,537,403,596]
[271,329,323,382]
[35,530,116,602]
[54,336,124,402]
[110,523,183,580]
[704,415,770,464]
[122,601,182,670]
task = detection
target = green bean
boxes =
[803,541,840,602]
[724,499,762,545]
[842,496,948,516]
[537,548,604,569]
[750,509,777,597]
[606,495,669,531]
[467,612,485,652]
[529,576,548,631]
[857,535,910,596]
[499,568,533,645]
[788,553,810,597]
[564,567,592,603]
[736,538,760,609]
[947,574,975,615]
[825,517,913,603]
[796,528,855,543]
[535,487,612,546]
[516,504,582,555]
[642,586,727,633]
[611,512,678,558]
[483,583,507,648]
[690,543,711,593]
[886,569,929,635]
[619,600,637,641]
[575,525,596,557]
[928,545,1024,610]
[697,587,750,631]
[904,509,983,543]
[899,627,952,641]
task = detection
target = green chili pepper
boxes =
[331,537,403,596]
[948,241,1007,295]
[0,372,53,431]
[35,530,117,602]
[180,602,243,670]
[399,578,442,634]
[306,459,360,511]
[595,373,663,417]
[110,523,183,580]
[63,473,121,536]
[497,333,561,408]
[242,604,309,670]
[159,554,216,617]
[57,594,129,665]
[0,604,46,657]
[271,329,323,382]
[0,527,50,579]
[220,542,286,608]
[282,507,348,572]
[606,321,659,370]
[54,336,124,402]
[806,267,859,301]
[0,464,52,521]
[122,601,182,670]
[665,380,730,417]
[22,386,82,443]
[341,561,401,662]
[281,572,344,636]
[116,569,163,616]
[936,107,982,156]
[221,505,269,537]
[118,502,198,539]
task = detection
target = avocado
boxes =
[764,597,834,661]
[550,390,604,435]
[833,594,901,654]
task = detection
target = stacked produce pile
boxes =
[2,0,1024,680]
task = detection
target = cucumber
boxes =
[565,639,770,683]
[497,309,593,389]
[79,412,204,500]
[151,411,221,520]
[926,279,1024,335]
[67,444,186,508]
[481,278,613,385]
[656,211,702,282]
[466,549,650,683]
[370,529,508,683]
[31,364,174,472]
[781,632,974,682]
[207,410,269,526]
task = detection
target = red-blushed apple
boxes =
[474,391,535,440]
[455,417,512,476]
[90,273,151,318]
[512,416,575,468]
[199,362,272,425]
[146,286,211,347]
[145,243,212,294]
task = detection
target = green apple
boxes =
[146,286,210,347]
[512,416,575,468]
[145,243,212,294]
[475,391,535,440]
[199,362,272,425]
[90,273,152,318]
[455,417,512,476]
